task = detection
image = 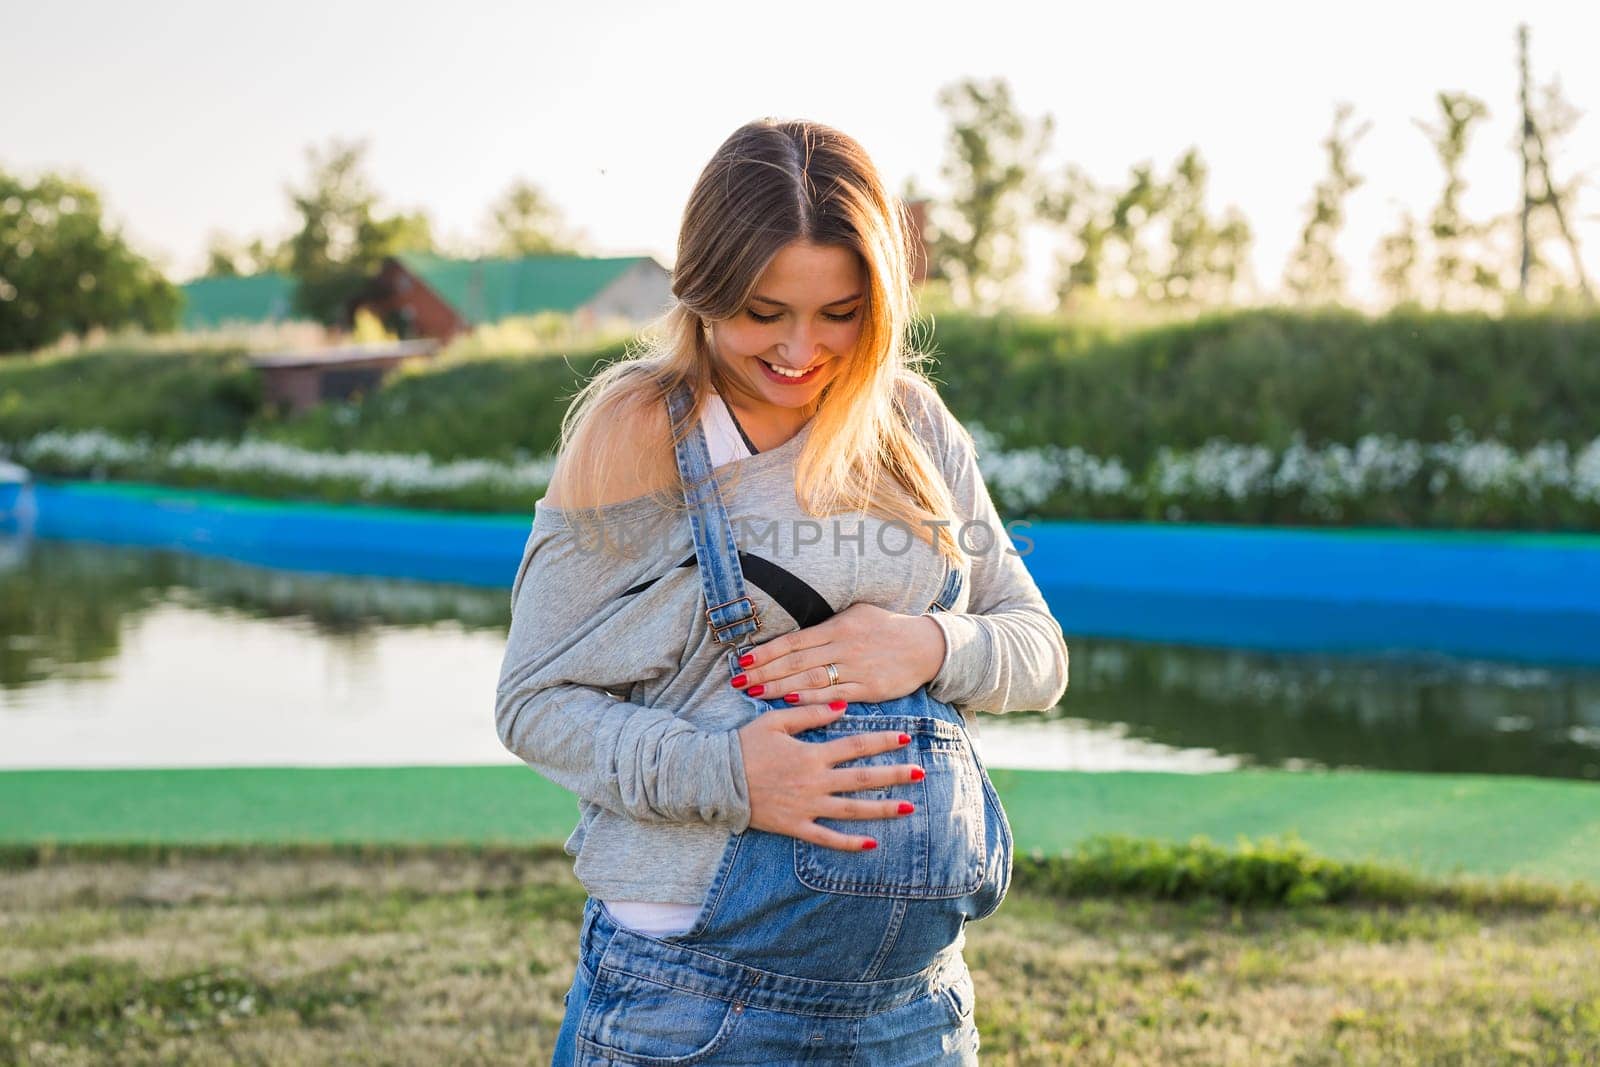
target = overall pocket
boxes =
[792,702,987,898]
[576,965,746,1066]
[936,965,977,1030]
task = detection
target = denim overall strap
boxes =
[927,557,964,615]
[664,382,761,673]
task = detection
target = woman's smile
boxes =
[757,356,828,385]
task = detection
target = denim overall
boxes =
[550,382,1014,1065]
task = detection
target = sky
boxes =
[4,0,1598,310]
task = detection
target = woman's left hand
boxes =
[730,603,948,707]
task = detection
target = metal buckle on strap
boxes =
[706,595,758,642]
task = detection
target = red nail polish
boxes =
[897,733,910,745]
[861,839,878,850]
[910,767,925,781]
[747,684,764,697]
[731,674,747,687]
[897,802,915,814]
[739,653,755,667]
[783,693,800,704]
[828,700,847,711]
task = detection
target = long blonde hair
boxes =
[553,118,964,566]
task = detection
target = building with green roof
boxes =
[178,254,672,341]
[353,253,672,341]
[178,272,296,330]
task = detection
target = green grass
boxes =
[6,765,1600,885]
[2,843,1597,1064]
[4,837,1594,913]
[1,957,377,1050]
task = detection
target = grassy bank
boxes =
[3,843,1597,1065]
[9,309,1600,461]
[5,308,1600,529]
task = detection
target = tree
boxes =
[1040,149,1252,310]
[1158,148,1252,305]
[1512,29,1593,306]
[1416,91,1498,309]
[484,178,585,257]
[1283,102,1371,305]
[203,234,242,278]
[1104,162,1170,301]
[283,137,436,325]
[1374,207,1422,308]
[927,77,1054,311]
[202,231,291,278]
[0,167,180,353]
[1036,163,1112,308]
[1040,162,1162,307]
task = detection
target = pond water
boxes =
[5,537,1598,780]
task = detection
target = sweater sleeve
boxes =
[494,511,753,831]
[901,377,1071,714]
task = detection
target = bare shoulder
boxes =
[543,380,679,510]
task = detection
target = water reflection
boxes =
[0,536,508,692]
[3,537,1597,779]
[1061,642,1600,780]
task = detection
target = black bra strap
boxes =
[619,551,835,630]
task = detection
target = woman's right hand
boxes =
[735,702,920,851]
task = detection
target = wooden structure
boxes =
[249,339,441,415]
[905,198,934,286]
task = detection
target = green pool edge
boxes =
[3,766,1597,887]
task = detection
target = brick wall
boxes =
[353,260,469,342]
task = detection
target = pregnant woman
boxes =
[496,118,1069,1066]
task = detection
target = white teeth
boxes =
[763,360,812,379]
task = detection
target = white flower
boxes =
[14,430,555,499]
[10,424,1599,518]
[18,429,152,467]
[1573,439,1600,503]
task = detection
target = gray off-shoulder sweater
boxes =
[494,375,1069,904]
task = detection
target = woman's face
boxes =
[707,239,866,418]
